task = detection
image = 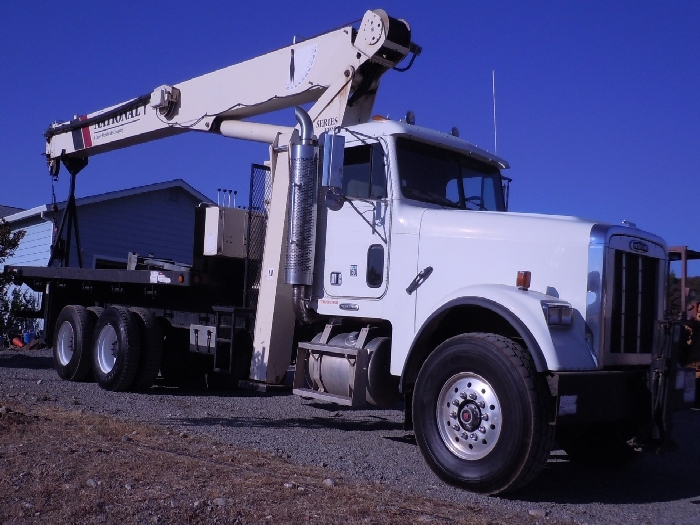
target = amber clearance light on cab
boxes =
[516,270,531,291]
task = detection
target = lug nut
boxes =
[479,426,486,434]
[452,424,460,431]
[478,401,485,408]
[469,392,477,400]
[452,400,460,406]
[470,433,478,441]
[450,411,457,419]
[482,413,489,421]
[459,392,468,399]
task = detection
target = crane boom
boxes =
[45,9,416,176]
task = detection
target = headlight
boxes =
[541,300,573,326]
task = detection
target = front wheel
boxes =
[413,333,554,495]
[129,308,163,391]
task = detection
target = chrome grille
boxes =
[609,250,659,355]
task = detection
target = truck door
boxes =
[321,142,389,300]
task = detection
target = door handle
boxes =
[406,266,433,295]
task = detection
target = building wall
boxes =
[1,219,53,268]
[74,186,201,268]
[2,184,207,339]
[1,219,52,335]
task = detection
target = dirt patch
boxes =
[0,401,502,524]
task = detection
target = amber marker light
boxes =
[178,274,185,284]
[517,271,531,291]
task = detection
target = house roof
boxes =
[0,205,24,218]
[3,179,213,223]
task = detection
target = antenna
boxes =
[492,69,498,154]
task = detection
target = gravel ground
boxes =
[2,347,700,524]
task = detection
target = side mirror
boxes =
[321,132,345,211]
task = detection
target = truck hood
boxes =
[416,209,604,315]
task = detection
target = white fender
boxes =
[414,284,597,372]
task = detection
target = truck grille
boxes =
[609,250,659,355]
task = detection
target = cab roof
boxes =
[344,119,510,170]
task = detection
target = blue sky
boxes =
[2,1,699,268]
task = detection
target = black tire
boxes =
[556,423,638,466]
[53,305,95,381]
[413,333,554,495]
[87,306,104,319]
[92,306,141,392]
[129,308,163,392]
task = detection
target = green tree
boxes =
[0,218,31,341]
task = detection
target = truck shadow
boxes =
[171,414,403,433]
[168,402,700,505]
[509,410,700,504]
[0,353,54,370]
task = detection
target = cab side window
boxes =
[342,144,386,199]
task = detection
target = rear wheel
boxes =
[129,308,163,391]
[92,306,140,391]
[53,305,94,381]
[87,306,104,319]
[413,333,554,495]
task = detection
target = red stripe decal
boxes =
[80,115,92,148]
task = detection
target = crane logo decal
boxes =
[287,44,317,91]
[92,103,148,143]
[71,115,93,151]
[72,102,149,151]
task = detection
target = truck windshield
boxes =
[395,136,506,211]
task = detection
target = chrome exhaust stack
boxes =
[286,107,319,323]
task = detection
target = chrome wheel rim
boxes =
[96,324,118,374]
[436,372,502,460]
[56,321,75,366]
